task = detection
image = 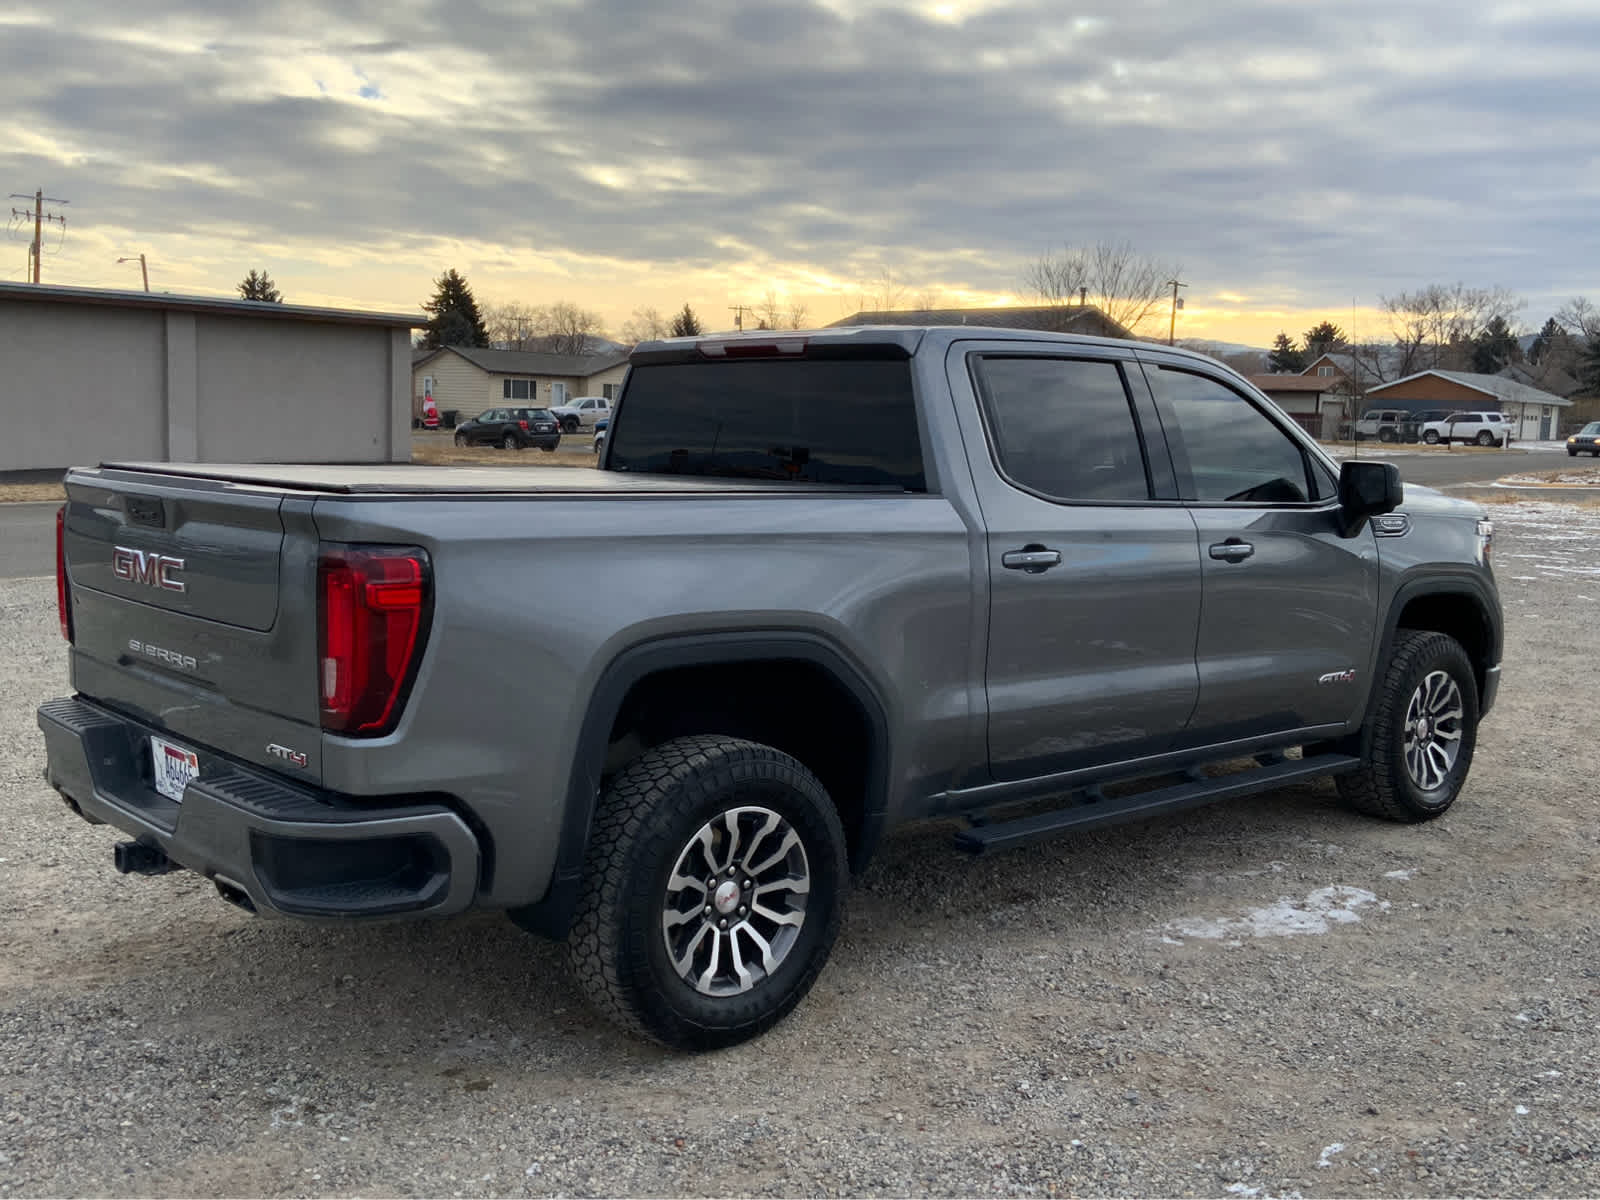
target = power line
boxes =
[8,189,68,284]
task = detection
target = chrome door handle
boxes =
[1002,547,1062,573]
[1209,539,1255,562]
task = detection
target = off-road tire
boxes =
[1378,427,1397,443]
[565,735,848,1050]
[1337,630,1479,822]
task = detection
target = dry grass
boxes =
[0,483,65,503]
[1461,490,1600,509]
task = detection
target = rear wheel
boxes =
[1338,630,1478,822]
[501,433,519,450]
[1378,427,1397,443]
[1476,430,1495,446]
[565,735,848,1050]
[562,416,580,433]
[538,442,556,452]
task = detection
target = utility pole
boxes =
[728,303,755,331]
[9,190,69,284]
[117,253,150,292]
[1165,278,1188,345]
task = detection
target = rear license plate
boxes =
[151,735,200,802]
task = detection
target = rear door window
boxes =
[607,357,925,489]
[971,356,1152,502]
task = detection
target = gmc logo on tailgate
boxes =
[112,546,186,593]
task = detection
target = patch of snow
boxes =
[1317,1142,1346,1168]
[1225,1185,1262,1196]
[1161,886,1383,943]
[1383,868,1416,880]
[1515,1105,1530,1115]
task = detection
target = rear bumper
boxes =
[37,696,480,920]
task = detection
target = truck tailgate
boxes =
[61,467,325,780]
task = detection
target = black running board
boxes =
[953,754,1360,855]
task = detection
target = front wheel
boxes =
[454,433,467,447]
[1338,630,1479,822]
[565,735,848,1050]
[1570,448,1579,457]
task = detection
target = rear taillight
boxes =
[55,505,73,643]
[518,419,529,430]
[317,545,431,736]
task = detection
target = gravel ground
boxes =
[2,501,1598,1198]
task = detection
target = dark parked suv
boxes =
[453,407,561,450]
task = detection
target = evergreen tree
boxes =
[1267,331,1305,373]
[1580,336,1600,395]
[1301,320,1345,361]
[1528,317,1564,366]
[237,269,282,303]
[669,303,704,338]
[1470,315,1521,374]
[421,269,490,349]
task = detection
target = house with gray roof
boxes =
[410,344,630,425]
[1364,369,1572,441]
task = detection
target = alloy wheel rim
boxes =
[1402,669,1464,792]
[660,805,811,997]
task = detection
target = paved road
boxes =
[0,502,58,580]
[1384,445,1567,490]
[0,448,1582,581]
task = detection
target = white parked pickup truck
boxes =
[549,395,612,432]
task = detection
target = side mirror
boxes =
[1337,460,1403,537]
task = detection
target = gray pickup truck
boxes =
[39,326,1502,1049]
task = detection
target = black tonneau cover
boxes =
[90,463,900,496]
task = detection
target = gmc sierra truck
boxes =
[38,326,1502,1050]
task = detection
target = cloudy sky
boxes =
[3,0,1596,345]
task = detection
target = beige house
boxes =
[411,345,630,424]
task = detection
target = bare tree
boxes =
[620,306,670,345]
[854,267,909,314]
[1022,241,1180,336]
[484,301,541,350]
[911,286,943,312]
[785,300,810,330]
[1555,296,1600,342]
[756,289,786,331]
[536,301,606,355]
[1380,283,1522,376]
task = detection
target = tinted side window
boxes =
[608,358,924,489]
[1146,368,1317,504]
[973,357,1151,501]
